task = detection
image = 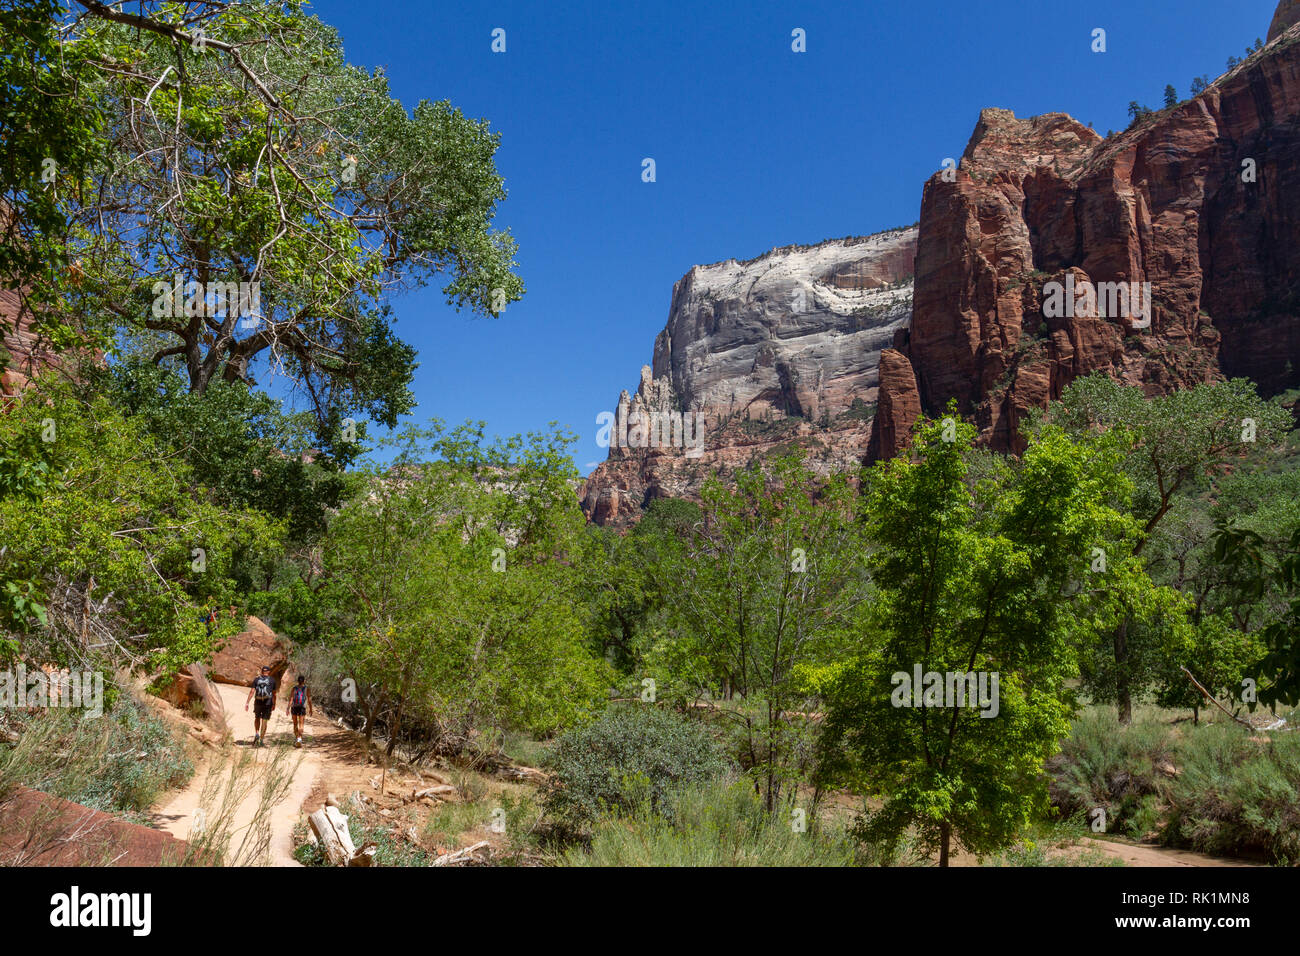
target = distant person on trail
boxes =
[244,665,276,747]
[287,675,312,748]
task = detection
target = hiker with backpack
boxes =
[244,665,277,747]
[287,675,312,748]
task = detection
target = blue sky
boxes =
[299,0,1279,474]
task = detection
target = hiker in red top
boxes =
[287,674,312,748]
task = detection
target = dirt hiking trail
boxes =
[148,685,1256,868]
[151,682,351,866]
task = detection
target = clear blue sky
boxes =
[298,0,1278,474]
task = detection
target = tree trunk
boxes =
[939,822,951,867]
[386,696,405,758]
[1115,619,1133,725]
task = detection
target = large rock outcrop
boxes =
[0,786,189,866]
[158,661,229,733]
[871,9,1300,458]
[208,615,290,687]
[581,228,917,525]
[1270,0,1300,42]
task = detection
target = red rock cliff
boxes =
[871,12,1300,458]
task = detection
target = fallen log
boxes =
[494,766,548,785]
[1180,666,1266,729]
[413,785,456,800]
[347,842,377,867]
[308,805,356,866]
[430,840,491,867]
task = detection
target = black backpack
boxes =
[253,676,274,701]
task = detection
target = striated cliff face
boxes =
[651,229,917,422]
[584,2,1300,523]
[581,228,917,525]
[872,10,1300,458]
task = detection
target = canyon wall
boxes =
[584,3,1300,524]
[580,229,916,525]
[0,289,54,396]
[873,14,1300,457]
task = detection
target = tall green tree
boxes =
[1038,375,1291,721]
[8,0,523,434]
[644,455,868,812]
[817,416,1153,865]
[584,497,701,672]
[325,421,608,756]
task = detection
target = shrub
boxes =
[561,778,867,867]
[544,705,727,832]
[1046,708,1174,834]
[0,692,193,820]
[1048,707,1300,862]
[1161,724,1300,863]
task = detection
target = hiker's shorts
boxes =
[291,705,306,717]
[254,700,273,720]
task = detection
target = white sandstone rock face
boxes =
[582,227,918,525]
[651,227,917,422]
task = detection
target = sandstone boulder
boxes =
[209,615,290,687]
[158,661,228,733]
[0,786,190,866]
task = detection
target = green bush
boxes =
[1046,708,1174,834]
[561,778,866,867]
[544,705,727,832]
[1161,724,1300,863]
[0,692,193,820]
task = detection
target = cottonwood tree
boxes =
[645,455,869,812]
[7,0,523,436]
[816,416,1150,865]
[325,422,607,760]
[1037,375,1291,722]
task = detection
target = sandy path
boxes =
[1086,838,1257,867]
[152,682,339,866]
